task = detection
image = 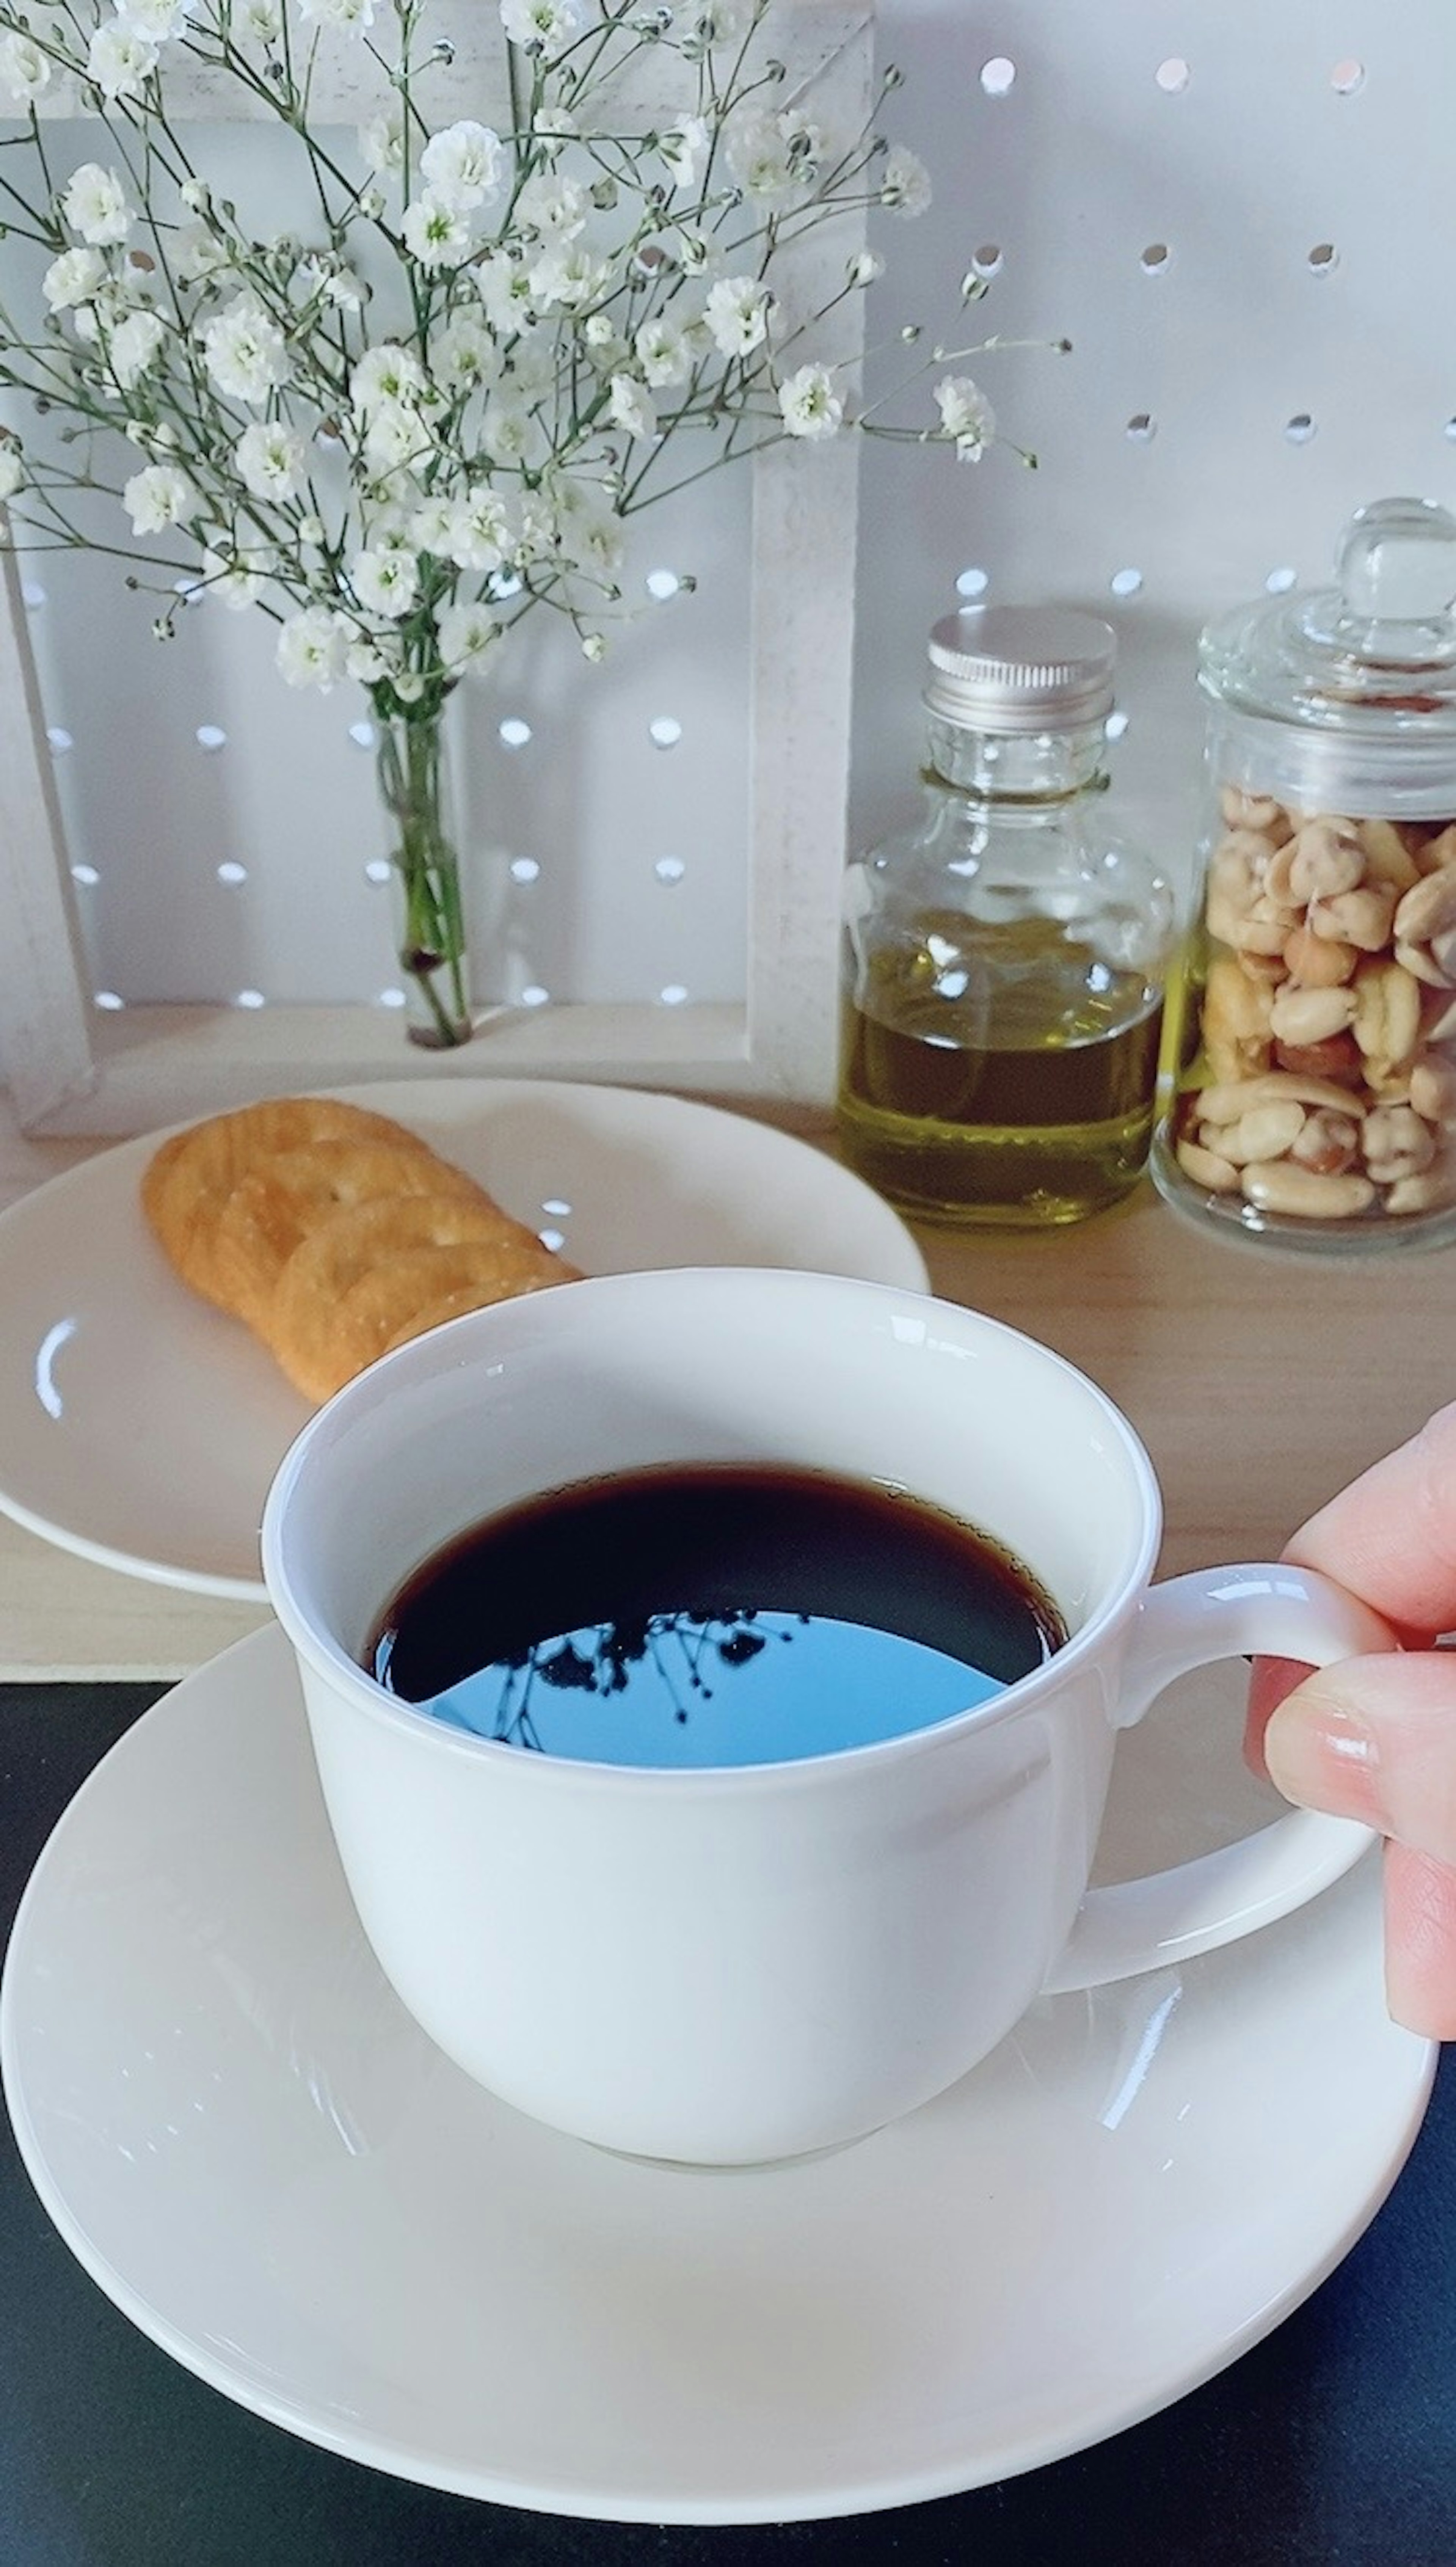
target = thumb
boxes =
[1263,1649,1456,1866]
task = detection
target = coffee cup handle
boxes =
[1042,1562,1395,1995]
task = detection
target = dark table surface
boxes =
[5,1678,1456,2567]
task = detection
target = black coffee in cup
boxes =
[369,1462,1066,1768]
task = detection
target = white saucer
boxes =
[1,1624,1434,2526]
[0,1079,926,1600]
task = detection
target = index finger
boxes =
[1276,1398,1456,1637]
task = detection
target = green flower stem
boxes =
[375,703,472,1049]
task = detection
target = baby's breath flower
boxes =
[433,312,496,394]
[239,0,284,39]
[435,598,500,670]
[297,0,375,30]
[880,144,933,218]
[419,121,504,214]
[106,308,167,390]
[43,249,107,314]
[402,195,475,270]
[473,250,533,335]
[410,494,458,555]
[362,400,435,476]
[500,0,584,50]
[351,342,427,415]
[479,396,532,465]
[176,224,230,283]
[0,30,50,105]
[582,312,629,370]
[86,22,160,101]
[528,243,609,311]
[199,295,287,405]
[515,173,588,240]
[659,118,711,188]
[350,546,420,619]
[358,111,404,177]
[202,545,263,611]
[778,361,843,439]
[934,374,995,459]
[849,248,885,286]
[63,166,131,248]
[123,461,196,534]
[444,488,515,571]
[704,275,773,358]
[122,0,194,39]
[635,314,695,388]
[608,373,656,440]
[236,419,306,502]
[345,637,391,683]
[276,603,350,687]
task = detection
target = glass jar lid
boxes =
[1199,495,1456,812]
[924,604,1117,733]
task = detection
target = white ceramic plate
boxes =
[0,1080,927,1600]
[0,1627,1434,2526]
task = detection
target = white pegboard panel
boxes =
[9,0,1456,1103]
[850,0,1456,907]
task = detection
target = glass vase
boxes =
[375,703,474,1049]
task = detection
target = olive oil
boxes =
[837,913,1164,1226]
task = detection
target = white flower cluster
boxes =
[0,0,1013,713]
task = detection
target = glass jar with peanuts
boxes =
[1152,494,1456,1253]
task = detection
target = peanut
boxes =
[1394,870,1456,946]
[1272,1033,1365,1086]
[1283,924,1359,988]
[1394,937,1456,990]
[1219,785,1286,833]
[1211,1100,1309,1165]
[1268,984,1359,1045]
[1203,954,1273,1083]
[1409,1056,1456,1124]
[1351,958,1422,1067]
[1356,818,1423,892]
[1414,824,1456,876]
[1240,1163,1376,1219]
[1306,887,1398,951]
[1289,1108,1362,1175]
[1195,1071,1368,1121]
[1176,1137,1240,1192]
[1360,1103,1437,1184]
[1385,1147,1456,1215]
[1288,820,1365,903]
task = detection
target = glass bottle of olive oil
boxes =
[836,606,1175,1227]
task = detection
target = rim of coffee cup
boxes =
[259,1266,1166,1785]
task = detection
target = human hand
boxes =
[1247,1399,1456,2039]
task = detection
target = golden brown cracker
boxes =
[141,1097,433,1311]
[212,1138,490,1329]
[265,1192,565,1401]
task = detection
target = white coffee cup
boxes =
[260,1266,1392,2167]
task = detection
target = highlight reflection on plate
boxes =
[0,1081,927,1599]
[0,1628,1435,2525]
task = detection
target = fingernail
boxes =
[1263,1696,1383,1828]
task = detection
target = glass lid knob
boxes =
[1330,495,1456,660]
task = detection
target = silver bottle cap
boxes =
[924,604,1118,733]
